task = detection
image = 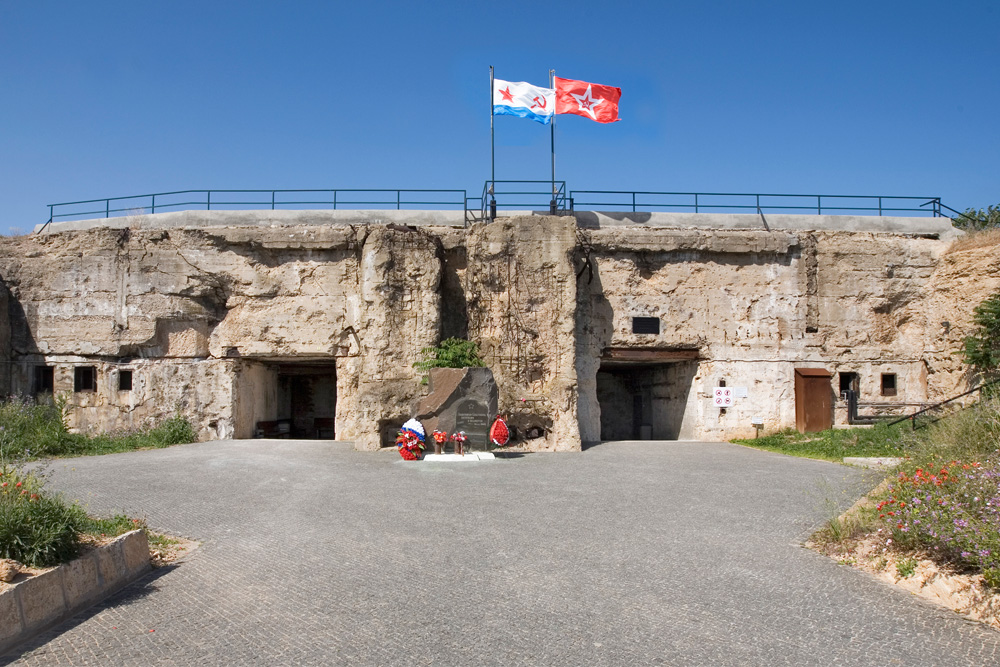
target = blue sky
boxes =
[1,0,997,233]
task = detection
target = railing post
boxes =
[878,197,882,216]
[632,192,636,213]
[272,191,276,210]
[817,195,822,215]
[397,190,401,210]
[756,194,760,213]
[151,194,156,214]
[48,205,53,223]
[207,191,211,211]
[333,190,337,210]
[694,193,699,213]
[106,199,109,218]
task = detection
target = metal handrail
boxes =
[480,180,569,220]
[44,189,469,225]
[885,379,1000,430]
[42,186,954,231]
[569,191,943,217]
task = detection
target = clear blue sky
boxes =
[1,0,997,233]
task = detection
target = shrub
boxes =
[414,338,485,383]
[0,396,70,460]
[964,292,1000,387]
[0,466,88,567]
[0,397,196,462]
[952,204,1000,231]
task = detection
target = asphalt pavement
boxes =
[3,439,998,666]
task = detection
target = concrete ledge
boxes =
[843,456,904,469]
[423,452,496,462]
[0,529,150,655]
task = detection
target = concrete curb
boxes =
[0,529,150,655]
[843,456,904,469]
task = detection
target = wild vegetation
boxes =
[811,401,1000,587]
[0,395,195,461]
[747,286,1000,588]
[0,396,195,567]
[413,337,485,383]
[951,204,1000,231]
[733,422,908,462]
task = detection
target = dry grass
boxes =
[947,228,1000,254]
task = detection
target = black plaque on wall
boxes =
[454,398,490,448]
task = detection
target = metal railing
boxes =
[886,380,1000,431]
[569,191,945,217]
[42,186,954,230]
[45,189,470,225]
[479,180,568,220]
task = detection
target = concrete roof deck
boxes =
[34,208,961,240]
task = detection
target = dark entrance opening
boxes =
[276,364,337,438]
[596,353,699,440]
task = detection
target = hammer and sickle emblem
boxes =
[530,95,547,110]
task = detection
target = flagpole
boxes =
[549,69,556,215]
[489,65,496,221]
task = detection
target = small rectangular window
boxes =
[632,317,660,335]
[881,373,897,397]
[118,370,133,391]
[839,372,859,398]
[74,366,97,393]
[33,366,54,394]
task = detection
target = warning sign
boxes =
[713,387,734,407]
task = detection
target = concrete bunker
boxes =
[596,349,699,441]
[276,363,337,438]
[235,360,339,439]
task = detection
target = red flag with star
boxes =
[554,77,621,123]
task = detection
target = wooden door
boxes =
[795,368,833,433]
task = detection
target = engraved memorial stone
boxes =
[454,398,490,448]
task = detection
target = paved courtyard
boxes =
[3,440,999,666]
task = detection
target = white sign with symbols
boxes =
[713,387,734,407]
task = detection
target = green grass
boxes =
[0,397,195,462]
[0,398,193,568]
[804,399,1000,587]
[732,422,910,462]
[0,466,143,567]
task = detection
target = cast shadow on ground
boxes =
[0,565,178,665]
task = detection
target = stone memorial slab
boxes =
[455,398,490,448]
[413,367,498,450]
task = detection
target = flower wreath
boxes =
[396,418,426,461]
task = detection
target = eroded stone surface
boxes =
[414,367,498,445]
[0,214,994,447]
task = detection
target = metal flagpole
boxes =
[549,69,556,215]
[490,65,496,220]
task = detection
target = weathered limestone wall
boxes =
[352,225,442,449]
[0,277,10,395]
[922,240,1000,397]
[576,227,958,440]
[0,224,441,444]
[232,361,279,439]
[466,216,581,450]
[2,210,994,446]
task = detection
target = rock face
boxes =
[0,559,19,583]
[413,367,498,448]
[0,277,10,394]
[0,210,989,447]
[465,216,581,450]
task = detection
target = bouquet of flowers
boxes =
[396,419,426,461]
